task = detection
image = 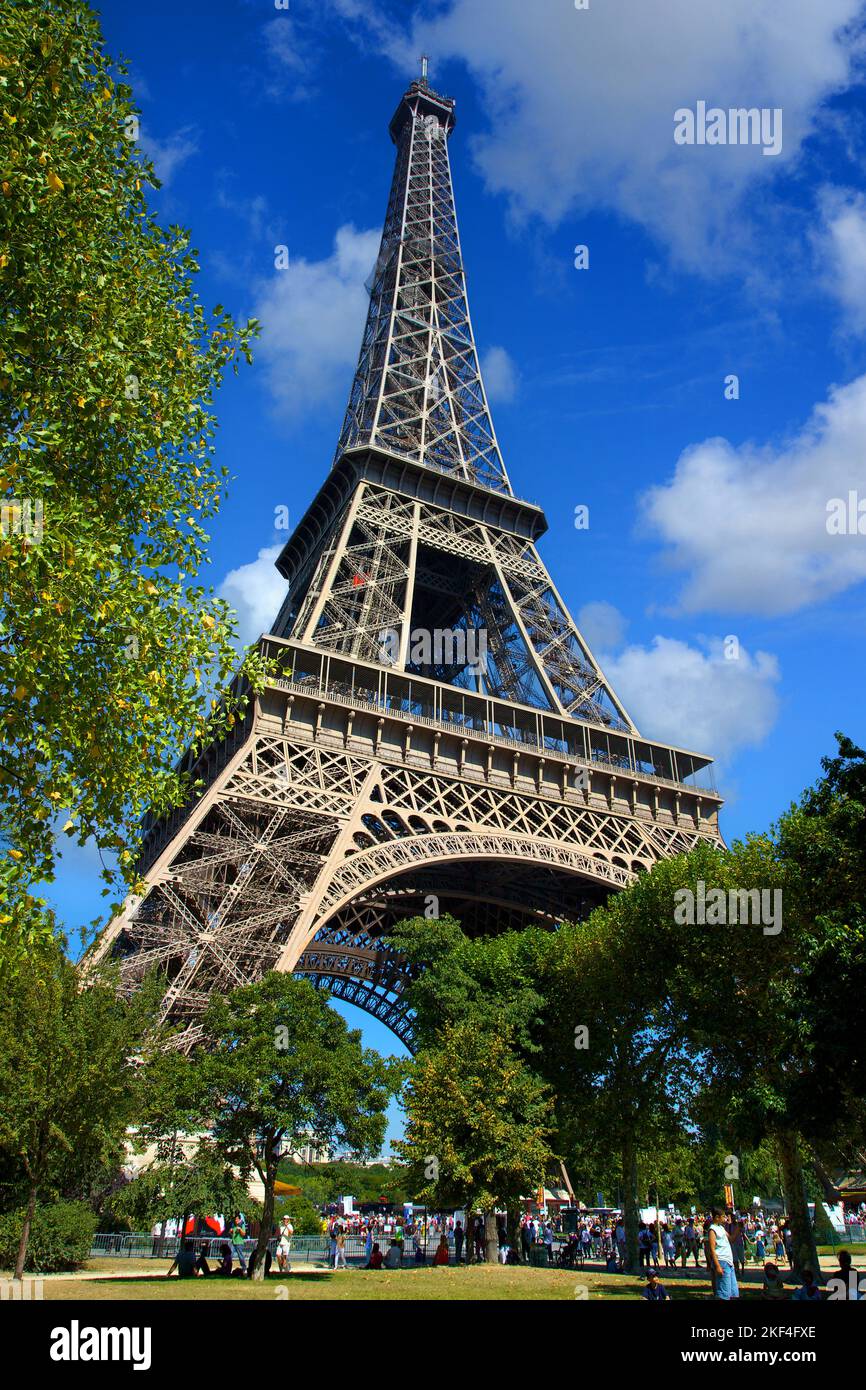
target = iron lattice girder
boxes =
[93,672,722,1046]
[89,74,723,1049]
[277,477,634,730]
[335,81,509,493]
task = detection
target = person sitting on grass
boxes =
[365,1242,384,1270]
[169,1238,208,1279]
[761,1261,787,1300]
[216,1242,233,1277]
[383,1238,403,1269]
[642,1271,670,1301]
[433,1235,450,1266]
[792,1268,822,1301]
[827,1249,863,1300]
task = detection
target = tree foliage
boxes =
[137,974,395,1278]
[0,0,264,964]
[395,1019,555,1226]
[109,1137,256,1235]
[0,930,160,1275]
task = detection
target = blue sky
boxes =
[52,0,866,1144]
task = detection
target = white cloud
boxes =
[642,373,866,616]
[253,224,381,416]
[139,126,199,187]
[216,180,272,242]
[262,16,316,101]
[577,600,628,652]
[331,0,863,273]
[219,544,286,647]
[480,345,519,403]
[815,186,866,333]
[602,635,780,760]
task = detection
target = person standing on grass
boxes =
[230,1213,247,1274]
[728,1214,746,1276]
[709,1206,739,1300]
[474,1214,485,1261]
[662,1225,676,1269]
[638,1222,651,1269]
[580,1222,591,1264]
[615,1218,627,1270]
[334,1225,347,1269]
[520,1217,532,1263]
[673,1219,684,1266]
[682,1217,699,1268]
[454,1219,464,1263]
[277,1215,294,1273]
[542,1221,553,1263]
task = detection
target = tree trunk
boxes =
[621,1133,640,1274]
[251,1162,275,1281]
[507,1204,522,1262]
[776,1128,820,1280]
[484,1210,499,1265]
[811,1154,840,1204]
[14,1182,38,1281]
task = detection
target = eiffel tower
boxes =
[94,64,723,1049]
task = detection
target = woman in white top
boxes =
[277,1215,294,1272]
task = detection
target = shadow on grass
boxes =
[73,1270,338,1286]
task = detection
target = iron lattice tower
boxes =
[93,70,723,1049]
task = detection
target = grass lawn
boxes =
[27,1259,756,1301]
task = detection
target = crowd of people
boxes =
[166,1202,865,1298]
[323,1212,492,1267]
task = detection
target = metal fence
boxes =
[91,1226,866,1267]
[90,1232,458,1265]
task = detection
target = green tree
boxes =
[775,734,866,1128]
[0,932,159,1277]
[395,1019,555,1262]
[139,974,394,1280]
[542,856,710,1272]
[274,1194,322,1237]
[109,1137,256,1246]
[0,0,264,964]
[387,914,545,1052]
[282,1158,411,1210]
